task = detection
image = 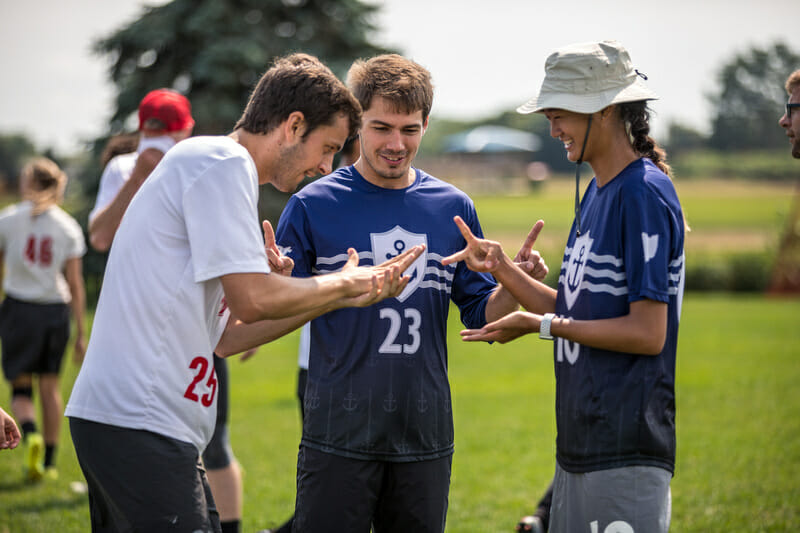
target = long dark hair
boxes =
[618,101,671,176]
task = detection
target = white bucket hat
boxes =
[517,40,658,115]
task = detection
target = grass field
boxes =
[0,179,798,531]
[0,295,798,532]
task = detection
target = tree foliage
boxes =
[93,0,391,137]
[0,134,38,191]
[708,41,800,150]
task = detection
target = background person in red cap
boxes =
[443,40,685,533]
[87,89,247,533]
[88,88,194,252]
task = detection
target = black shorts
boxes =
[0,296,70,382]
[294,445,452,533]
[202,354,234,470]
[69,417,222,533]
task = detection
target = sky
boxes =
[1,0,798,154]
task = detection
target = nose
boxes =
[385,130,404,151]
[318,154,334,176]
[779,111,789,128]
[549,121,560,139]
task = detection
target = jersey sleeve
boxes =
[182,156,269,282]
[64,214,87,259]
[275,195,315,279]
[450,201,497,330]
[88,157,127,224]
[620,185,679,304]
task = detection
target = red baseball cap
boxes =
[138,89,195,132]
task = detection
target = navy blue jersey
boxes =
[554,158,685,474]
[275,166,497,461]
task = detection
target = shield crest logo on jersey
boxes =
[370,225,427,302]
[563,231,593,310]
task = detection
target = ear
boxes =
[284,111,307,142]
[421,116,430,135]
[601,105,616,120]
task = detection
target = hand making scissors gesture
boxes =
[442,215,548,281]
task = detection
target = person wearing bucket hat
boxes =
[443,40,685,533]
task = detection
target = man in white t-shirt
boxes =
[66,53,422,533]
[88,88,195,252]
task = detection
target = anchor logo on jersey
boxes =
[383,392,398,413]
[370,226,427,302]
[564,231,593,310]
[342,392,359,412]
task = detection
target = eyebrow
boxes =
[367,119,422,130]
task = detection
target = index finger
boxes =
[262,220,277,250]
[520,220,544,251]
[452,216,478,244]
[386,244,425,273]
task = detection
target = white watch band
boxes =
[539,313,556,340]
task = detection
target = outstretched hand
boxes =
[263,220,294,276]
[340,244,425,307]
[513,220,548,281]
[460,311,540,344]
[441,216,506,272]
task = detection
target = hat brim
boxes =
[517,77,658,115]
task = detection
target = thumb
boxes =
[344,247,360,269]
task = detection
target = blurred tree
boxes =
[708,41,800,150]
[0,133,38,192]
[665,121,707,152]
[86,0,395,220]
[93,0,390,138]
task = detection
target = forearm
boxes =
[88,177,144,251]
[65,261,86,338]
[484,285,520,323]
[221,271,352,324]
[550,300,667,355]
[215,300,340,357]
[491,254,557,314]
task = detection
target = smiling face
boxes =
[779,85,800,159]
[543,108,596,163]
[354,96,427,190]
[272,112,350,192]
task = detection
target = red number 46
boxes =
[25,235,53,267]
[183,356,217,407]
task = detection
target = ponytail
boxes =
[619,101,671,177]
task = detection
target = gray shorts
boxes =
[549,463,671,533]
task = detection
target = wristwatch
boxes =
[539,313,556,340]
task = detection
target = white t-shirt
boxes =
[66,136,270,451]
[0,202,86,303]
[88,135,177,224]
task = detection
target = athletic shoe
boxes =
[516,515,545,533]
[44,467,59,481]
[25,433,45,481]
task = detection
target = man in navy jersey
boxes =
[275,54,547,533]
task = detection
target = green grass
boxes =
[1,294,799,531]
[0,179,797,530]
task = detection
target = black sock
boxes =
[21,421,37,439]
[44,445,56,468]
[220,520,240,533]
